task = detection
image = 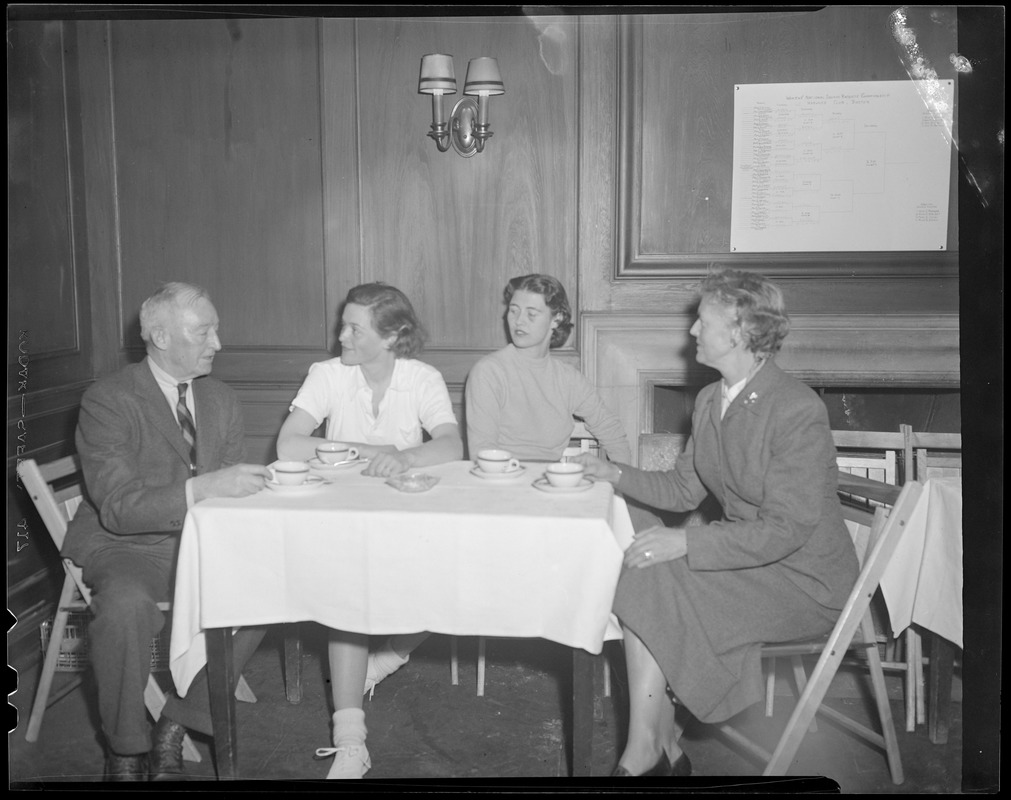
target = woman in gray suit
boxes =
[577,268,859,777]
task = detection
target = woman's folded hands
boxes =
[624,524,688,569]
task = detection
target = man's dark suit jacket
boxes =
[62,359,245,568]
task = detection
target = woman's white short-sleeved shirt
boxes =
[290,357,457,449]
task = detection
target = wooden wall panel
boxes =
[8,21,93,389]
[636,7,959,258]
[319,19,363,352]
[582,10,962,315]
[110,18,327,349]
[8,20,95,649]
[8,22,80,358]
[624,7,959,276]
[355,16,580,351]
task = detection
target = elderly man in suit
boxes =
[62,282,272,781]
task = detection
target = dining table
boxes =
[837,474,962,745]
[169,458,635,779]
[878,477,962,744]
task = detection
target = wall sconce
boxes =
[419,54,505,158]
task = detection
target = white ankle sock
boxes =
[371,644,410,676]
[314,708,370,779]
[332,708,366,747]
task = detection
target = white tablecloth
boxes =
[879,477,962,648]
[170,461,635,695]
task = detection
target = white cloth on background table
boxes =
[879,477,962,648]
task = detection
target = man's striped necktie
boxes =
[176,382,197,476]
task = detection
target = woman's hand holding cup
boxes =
[569,452,620,484]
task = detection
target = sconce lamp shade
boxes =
[463,57,505,96]
[419,53,457,94]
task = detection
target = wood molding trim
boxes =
[581,311,959,463]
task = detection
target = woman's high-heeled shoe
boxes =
[670,751,692,777]
[611,750,692,777]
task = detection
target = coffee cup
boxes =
[544,461,585,488]
[271,460,310,486]
[476,449,521,474]
[316,442,360,465]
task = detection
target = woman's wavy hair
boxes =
[696,267,791,356]
[503,274,573,349]
[345,282,427,358]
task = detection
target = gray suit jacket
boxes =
[62,359,246,568]
[616,360,859,610]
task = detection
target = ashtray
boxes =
[385,471,440,493]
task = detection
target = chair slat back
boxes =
[17,457,92,604]
[903,428,962,481]
[17,456,84,551]
[832,430,905,450]
[834,430,901,515]
[837,451,897,485]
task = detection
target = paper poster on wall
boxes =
[730,80,953,252]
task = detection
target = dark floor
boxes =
[9,625,962,791]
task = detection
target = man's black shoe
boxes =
[105,752,148,781]
[149,716,188,781]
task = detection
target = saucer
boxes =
[309,456,367,473]
[532,476,593,494]
[470,465,526,481]
[265,476,326,493]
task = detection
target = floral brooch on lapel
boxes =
[743,391,759,406]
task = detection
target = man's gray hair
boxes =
[139,282,211,344]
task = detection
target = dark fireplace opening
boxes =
[651,385,961,437]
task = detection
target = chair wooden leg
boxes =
[283,626,302,704]
[904,628,917,732]
[234,675,257,703]
[450,636,459,686]
[765,658,776,716]
[766,617,868,776]
[477,637,486,697]
[860,614,904,784]
[927,633,955,745]
[913,630,926,726]
[717,721,773,763]
[790,656,817,732]
[25,576,77,743]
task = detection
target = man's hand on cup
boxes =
[363,451,411,478]
[193,463,272,502]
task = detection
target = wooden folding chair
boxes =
[714,480,923,784]
[825,429,925,733]
[17,456,257,760]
